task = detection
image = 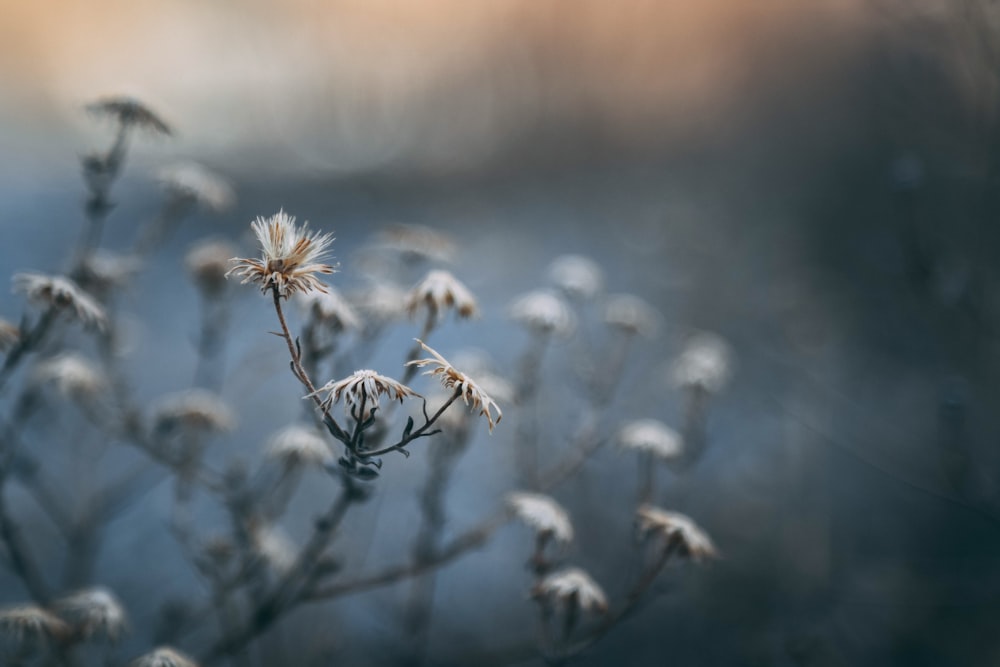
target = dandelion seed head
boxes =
[407,340,502,433]
[507,492,574,544]
[186,240,239,296]
[604,293,659,337]
[152,389,235,434]
[264,424,332,468]
[158,162,234,212]
[636,505,718,561]
[0,605,70,644]
[311,369,417,414]
[548,254,604,301]
[508,290,575,337]
[299,287,362,332]
[227,210,337,297]
[532,568,608,614]
[618,419,683,461]
[33,353,107,400]
[671,332,733,394]
[12,272,108,330]
[129,646,199,667]
[405,270,478,320]
[86,96,172,135]
[55,587,128,642]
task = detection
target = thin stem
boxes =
[359,390,459,458]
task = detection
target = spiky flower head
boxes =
[55,586,128,642]
[264,424,333,468]
[158,162,234,212]
[548,254,603,301]
[152,389,236,434]
[86,96,172,135]
[227,210,337,297]
[299,287,362,332]
[604,293,659,337]
[0,605,70,645]
[507,492,574,544]
[636,505,717,561]
[33,353,107,400]
[129,646,199,667]
[311,369,417,415]
[407,340,502,433]
[186,239,239,296]
[532,568,608,614]
[508,289,575,337]
[618,419,683,462]
[405,270,478,320]
[671,332,733,394]
[12,272,108,331]
[0,318,20,352]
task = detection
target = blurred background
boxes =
[3,0,1000,665]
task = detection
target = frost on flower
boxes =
[311,369,417,415]
[32,353,107,400]
[507,492,574,544]
[158,162,234,212]
[671,332,733,394]
[129,646,199,667]
[227,210,337,297]
[265,424,333,468]
[604,293,659,337]
[532,568,608,614]
[299,287,362,332]
[636,505,717,562]
[508,290,575,338]
[55,586,128,642]
[406,340,502,433]
[86,96,172,135]
[618,419,683,462]
[0,605,70,644]
[547,254,603,301]
[186,239,239,296]
[12,272,108,331]
[152,389,236,434]
[405,270,478,320]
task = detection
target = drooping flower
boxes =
[55,586,128,642]
[264,424,333,468]
[86,96,172,135]
[547,254,603,301]
[508,290,575,337]
[405,270,478,320]
[406,340,502,433]
[311,369,417,415]
[618,419,683,462]
[158,162,234,212]
[227,210,337,297]
[299,287,362,332]
[671,332,733,394]
[32,353,107,400]
[532,568,608,614]
[129,646,199,667]
[636,505,717,561]
[507,492,574,544]
[0,605,70,644]
[603,293,659,337]
[12,272,108,330]
[186,239,239,297]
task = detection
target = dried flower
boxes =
[158,162,234,212]
[55,587,128,642]
[311,369,417,415]
[603,293,659,337]
[0,318,21,352]
[671,332,733,394]
[378,224,457,263]
[79,250,142,293]
[227,210,337,297]
[87,96,172,135]
[152,389,235,434]
[507,492,574,544]
[508,290,575,337]
[405,270,478,320]
[548,255,603,300]
[185,240,238,296]
[129,646,199,667]
[12,272,108,330]
[265,424,333,468]
[407,340,502,433]
[250,523,297,574]
[33,353,107,400]
[299,287,362,332]
[0,605,70,644]
[618,419,683,462]
[532,568,608,614]
[636,505,717,561]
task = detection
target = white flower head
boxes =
[507,492,574,544]
[618,419,683,462]
[604,293,659,337]
[152,389,236,434]
[636,505,718,561]
[55,586,128,642]
[0,605,70,644]
[311,369,417,415]
[186,239,239,296]
[227,210,337,297]
[532,568,608,614]
[33,353,107,400]
[508,290,575,338]
[265,424,332,468]
[129,646,198,667]
[12,272,108,331]
[0,318,19,352]
[405,270,478,320]
[299,287,362,332]
[548,254,603,301]
[251,523,297,574]
[671,332,733,394]
[406,340,502,433]
[158,162,234,212]
[86,96,172,135]
[378,224,457,263]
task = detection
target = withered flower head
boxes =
[548,254,603,300]
[406,340,502,433]
[532,568,608,614]
[152,389,236,434]
[405,270,478,320]
[158,162,234,212]
[0,605,71,644]
[265,424,333,468]
[33,353,107,400]
[508,290,575,338]
[227,210,337,297]
[86,96,172,135]
[636,505,717,561]
[0,318,21,352]
[129,646,199,667]
[185,239,239,296]
[12,272,108,330]
[378,224,457,263]
[671,332,733,394]
[618,419,683,462]
[507,492,573,544]
[604,293,659,337]
[311,369,417,414]
[55,586,128,642]
[299,287,362,332]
